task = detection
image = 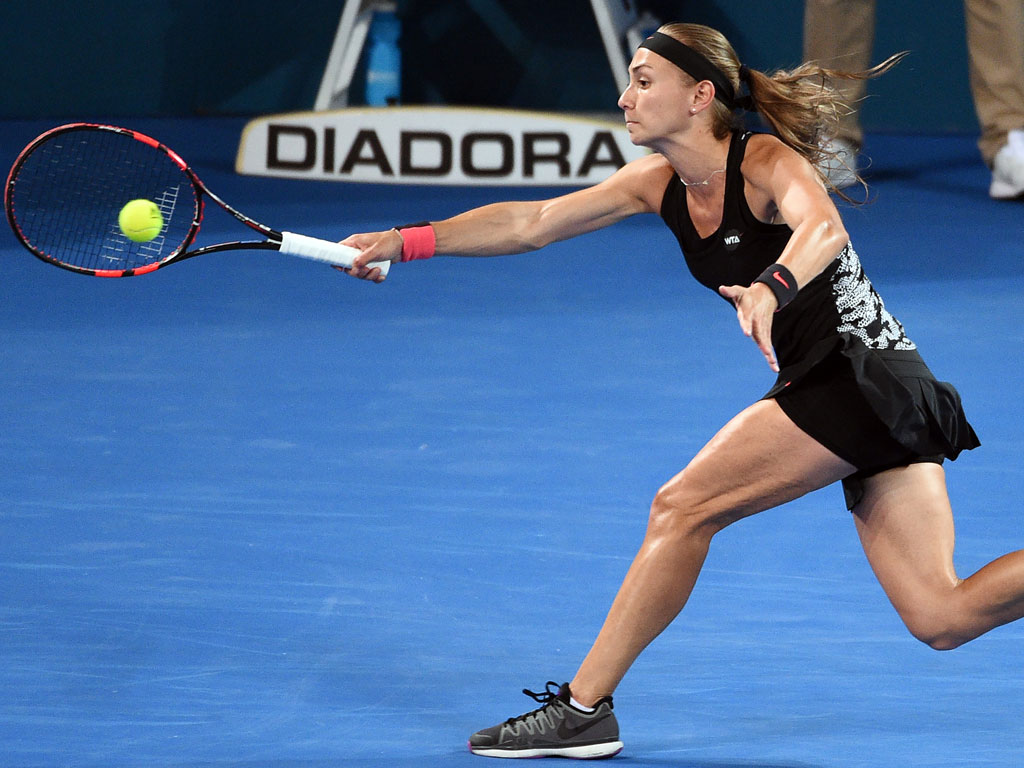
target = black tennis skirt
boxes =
[765,333,980,509]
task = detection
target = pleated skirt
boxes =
[765,333,980,509]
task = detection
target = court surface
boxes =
[1,118,1022,767]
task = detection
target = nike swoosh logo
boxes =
[772,271,791,289]
[556,713,611,740]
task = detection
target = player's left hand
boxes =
[719,282,780,372]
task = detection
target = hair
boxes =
[658,22,907,201]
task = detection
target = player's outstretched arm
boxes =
[342,154,670,280]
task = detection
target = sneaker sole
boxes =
[990,177,1024,200]
[826,169,859,190]
[469,740,624,759]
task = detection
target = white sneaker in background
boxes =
[818,137,860,190]
[990,129,1024,200]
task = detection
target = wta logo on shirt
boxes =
[723,229,742,251]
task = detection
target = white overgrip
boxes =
[278,231,391,277]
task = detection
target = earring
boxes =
[689,108,697,114]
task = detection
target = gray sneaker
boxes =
[468,682,623,759]
[817,137,860,191]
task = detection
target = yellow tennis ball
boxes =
[118,199,164,243]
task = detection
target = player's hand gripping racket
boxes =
[4,123,388,279]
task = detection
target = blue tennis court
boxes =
[1,117,1022,767]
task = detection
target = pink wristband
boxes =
[398,225,436,262]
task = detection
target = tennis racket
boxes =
[4,122,389,279]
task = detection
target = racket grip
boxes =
[278,231,391,277]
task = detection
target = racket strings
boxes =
[9,128,198,272]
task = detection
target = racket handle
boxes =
[278,231,391,277]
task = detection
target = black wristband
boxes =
[753,263,798,310]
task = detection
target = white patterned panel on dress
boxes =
[831,243,916,350]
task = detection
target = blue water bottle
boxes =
[365,9,401,106]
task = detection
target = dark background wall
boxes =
[0,0,977,134]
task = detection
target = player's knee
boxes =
[912,627,967,651]
[648,479,726,539]
[903,609,969,651]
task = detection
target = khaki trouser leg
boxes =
[965,0,1024,165]
[803,0,877,148]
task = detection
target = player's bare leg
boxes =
[853,463,1024,649]
[569,399,855,705]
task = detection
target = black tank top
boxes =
[659,131,915,367]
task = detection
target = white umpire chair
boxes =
[313,0,659,110]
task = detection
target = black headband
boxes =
[639,32,745,110]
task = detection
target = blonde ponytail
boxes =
[658,23,907,200]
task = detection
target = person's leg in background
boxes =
[803,0,877,188]
[965,0,1024,199]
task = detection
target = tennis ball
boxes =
[118,199,164,243]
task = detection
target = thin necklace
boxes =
[680,167,726,186]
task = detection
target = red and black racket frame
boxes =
[4,122,285,277]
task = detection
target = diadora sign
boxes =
[236,108,648,186]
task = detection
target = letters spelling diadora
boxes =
[265,124,629,179]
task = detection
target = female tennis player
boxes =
[342,23,1024,759]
